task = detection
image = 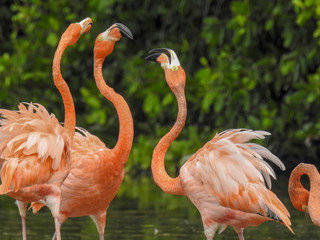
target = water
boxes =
[0,175,319,240]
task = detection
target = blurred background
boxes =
[1,0,320,184]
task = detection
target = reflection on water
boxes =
[0,175,319,239]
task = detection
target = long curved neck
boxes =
[151,89,186,196]
[289,164,320,225]
[93,57,134,165]
[288,165,310,211]
[302,164,320,226]
[52,42,75,139]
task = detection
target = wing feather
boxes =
[0,103,71,192]
[181,129,288,222]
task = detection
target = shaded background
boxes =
[1,0,320,177]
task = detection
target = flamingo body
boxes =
[0,103,70,194]
[0,18,93,240]
[0,102,70,240]
[146,48,292,240]
[59,129,122,218]
[32,23,134,240]
[180,130,291,238]
[33,127,126,238]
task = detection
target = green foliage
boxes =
[195,0,320,165]
[1,0,320,175]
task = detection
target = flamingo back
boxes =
[180,129,291,231]
[71,127,107,163]
[0,103,71,193]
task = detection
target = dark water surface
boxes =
[0,175,318,240]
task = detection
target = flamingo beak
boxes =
[146,48,172,63]
[79,17,93,34]
[145,53,161,62]
[115,23,133,39]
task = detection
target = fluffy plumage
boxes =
[180,129,291,237]
[0,103,71,193]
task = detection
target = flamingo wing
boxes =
[181,129,290,228]
[0,103,71,193]
[30,127,108,214]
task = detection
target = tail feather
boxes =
[29,202,45,213]
[262,189,293,234]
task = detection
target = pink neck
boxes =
[151,89,186,196]
[93,57,133,165]
[299,165,320,225]
[290,164,320,193]
[52,42,75,139]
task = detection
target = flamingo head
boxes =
[61,17,93,46]
[145,48,186,92]
[94,23,133,59]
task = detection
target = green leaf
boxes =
[262,118,272,129]
[80,87,90,97]
[86,109,105,124]
[48,16,60,31]
[46,32,58,47]
[296,10,314,26]
[230,1,251,16]
[265,19,274,30]
[248,115,260,128]
[316,4,320,16]
[87,96,101,108]
[313,27,320,37]
[214,95,224,113]
[283,29,293,47]
[143,93,160,116]
[280,60,295,75]
[307,47,317,59]
[200,56,208,67]
[233,28,246,44]
[162,93,174,106]
[202,92,215,112]
[292,0,305,8]
[305,0,315,7]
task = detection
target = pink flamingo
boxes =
[0,18,92,240]
[32,23,134,240]
[288,163,320,226]
[146,48,293,240]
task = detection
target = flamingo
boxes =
[145,48,293,240]
[32,23,134,240]
[288,163,320,226]
[0,17,93,240]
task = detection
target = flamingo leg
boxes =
[51,212,68,240]
[201,215,220,240]
[51,232,57,240]
[234,227,245,240]
[54,217,61,240]
[16,201,28,240]
[90,210,107,240]
[9,184,62,240]
[42,187,62,240]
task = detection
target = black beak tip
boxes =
[145,53,161,62]
[115,23,133,40]
[148,48,171,55]
[147,48,171,64]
